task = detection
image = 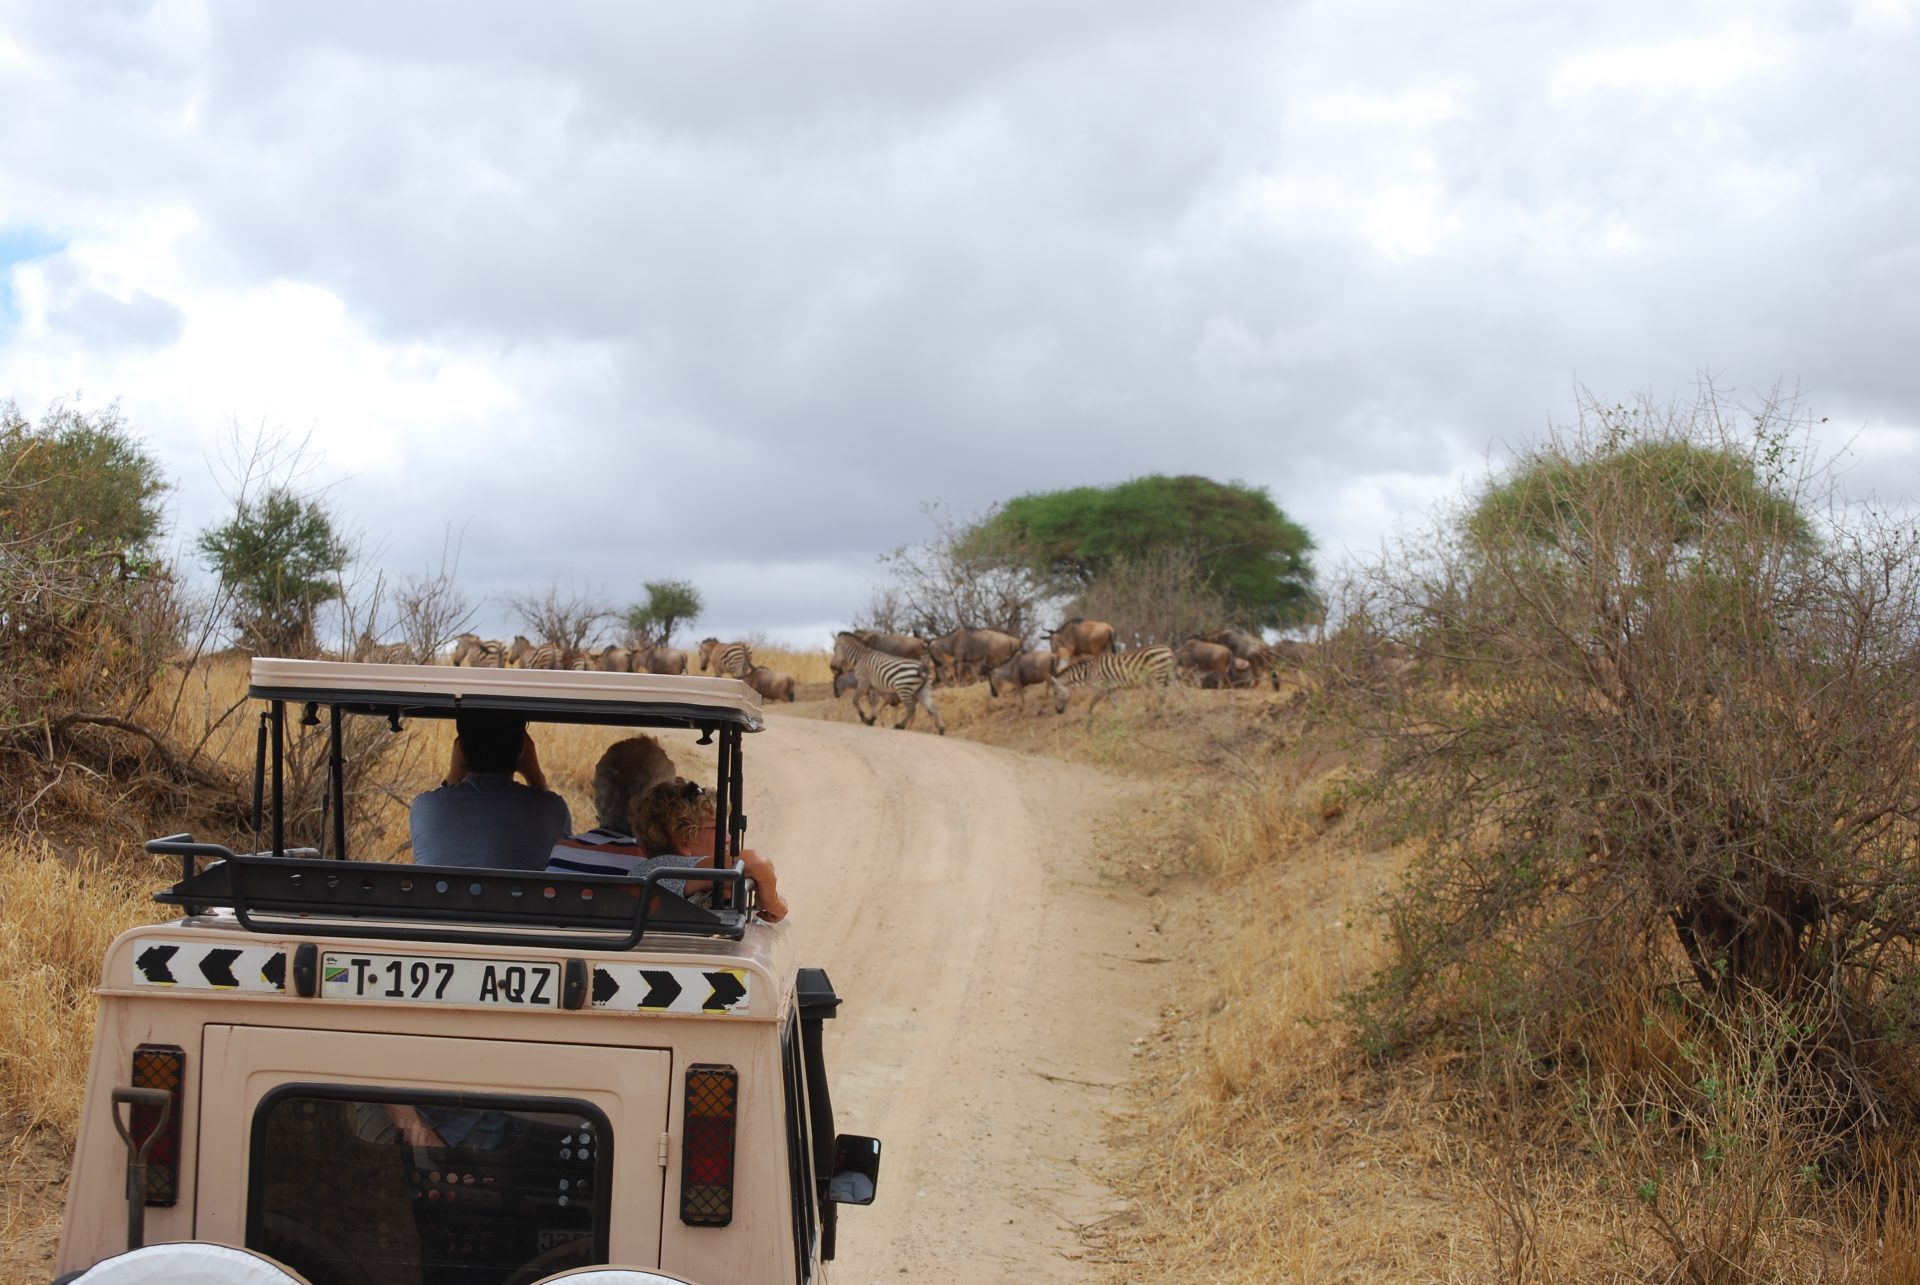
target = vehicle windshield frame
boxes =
[243,659,753,879]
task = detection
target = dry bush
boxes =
[1351,387,1920,1075]
[1326,386,1920,1272]
[1067,545,1231,649]
[336,533,478,663]
[0,484,244,842]
[504,577,610,654]
[865,503,1052,640]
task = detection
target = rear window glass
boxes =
[247,1086,611,1285]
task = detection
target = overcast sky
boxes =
[3,0,1916,645]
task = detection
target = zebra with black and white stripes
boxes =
[508,636,565,670]
[452,634,507,667]
[1049,645,1176,714]
[699,638,755,679]
[832,631,946,735]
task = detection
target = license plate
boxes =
[320,951,562,1008]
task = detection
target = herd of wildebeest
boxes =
[417,621,1309,727]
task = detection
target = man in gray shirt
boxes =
[409,711,572,869]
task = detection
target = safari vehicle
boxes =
[53,659,880,1285]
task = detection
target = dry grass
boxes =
[0,842,172,1279]
[10,650,1918,1283]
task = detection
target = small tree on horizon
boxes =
[197,485,350,655]
[624,579,702,645]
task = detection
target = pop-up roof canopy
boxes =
[249,658,765,732]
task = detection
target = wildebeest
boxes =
[852,630,931,664]
[631,643,690,675]
[587,644,630,672]
[1211,628,1281,689]
[930,626,1022,683]
[744,666,797,703]
[698,638,754,679]
[1173,638,1251,686]
[985,649,1057,706]
[1049,617,1116,672]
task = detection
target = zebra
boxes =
[1049,645,1176,714]
[451,634,506,667]
[699,638,754,679]
[507,636,564,670]
[831,631,946,735]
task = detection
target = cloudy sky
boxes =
[3,0,1916,644]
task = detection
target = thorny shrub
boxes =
[1337,387,1920,1143]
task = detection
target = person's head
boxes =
[630,777,716,857]
[591,735,676,831]
[454,711,528,774]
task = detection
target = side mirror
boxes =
[825,1134,881,1206]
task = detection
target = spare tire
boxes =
[68,1243,310,1285]
[528,1271,701,1285]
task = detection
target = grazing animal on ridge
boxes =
[1049,645,1176,714]
[985,649,1057,707]
[1049,617,1116,672]
[745,666,797,703]
[628,643,689,675]
[853,630,931,663]
[590,645,631,673]
[931,627,1021,683]
[832,631,945,734]
[1211,628,1280,689]
[698,638,754,679]
[1173,638,1250,686]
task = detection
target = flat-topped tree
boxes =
[969,475,1318,631]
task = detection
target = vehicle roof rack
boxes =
[148,837,750,951]
[248,658,765,732]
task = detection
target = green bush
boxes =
[1341,389,1920,1132]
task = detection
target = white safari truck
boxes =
[53,660,880,1285]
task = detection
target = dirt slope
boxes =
[701,712,1166,1280]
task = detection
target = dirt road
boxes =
[675,713,1164,1280]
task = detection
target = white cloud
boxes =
[0,0,1914,640]
[1551,28,1791,99]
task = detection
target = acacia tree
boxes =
[969,474,1317,630]
[1340,387,1920,1126]
[624,579,702,645]
[197,486,350,655]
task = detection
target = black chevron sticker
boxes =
[136,944,179,985]
[260,952,286,990]
[639,970,682,1009]
[592,969,619,1005]
[199,948,243,988]
[703,970,747,1012]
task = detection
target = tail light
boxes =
[131,1044,186,1204]
[681,1064,738,1226]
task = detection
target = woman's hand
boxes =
[516,733,549,791]
[385,1104,446,1149]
